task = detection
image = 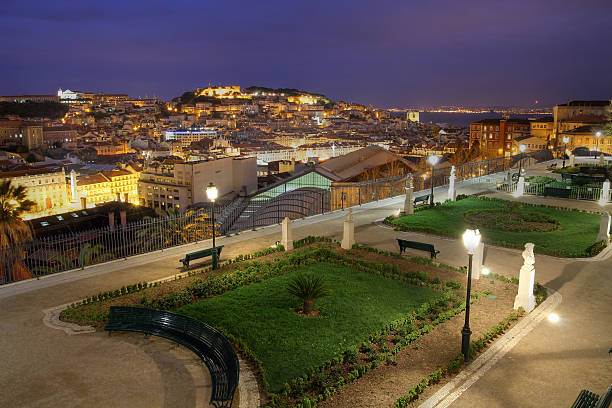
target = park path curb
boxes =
[42,302,95,335]
[238,358,260,408]
[418,288,562,408]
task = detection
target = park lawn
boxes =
[177,262,440,392]
[389,197,600,257]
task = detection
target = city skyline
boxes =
[2,0,611,108]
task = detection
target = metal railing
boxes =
[0,148,557,286]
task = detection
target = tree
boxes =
[136,207,214,250]
[0,180,35,247]
[286,274,332,314]
[35,243,113,273]
[0,180,35,282]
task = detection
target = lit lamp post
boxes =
[461,228,481,362]
[595,131,602,155]
[518,144,526,177]
[428,155,439,206]
[206,182,219,270]
[562,136,570,168]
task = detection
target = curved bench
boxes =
[105,306,239,408]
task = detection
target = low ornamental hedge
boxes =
[394,308,525,407]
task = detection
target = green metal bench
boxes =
[397,238,440,259]
[414,194,430,206]
[544,187,571,198]
[180,245,224,268]
[571,384,612,408]
[105,306,239,408]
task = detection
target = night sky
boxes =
[2,0,611,108]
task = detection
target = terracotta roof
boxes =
[558,100,611,107]
[77,174,109,186]
[101,170,131,179]
[315,145,415,182]
[0,168,64,179]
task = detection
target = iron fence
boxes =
[0,148,558,286]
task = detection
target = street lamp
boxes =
[428,155,439,206]
[461,228,481,362]
[562,136,570,168]
[518,144,526,177]
[595,131,602,155]
[206,182,219,270]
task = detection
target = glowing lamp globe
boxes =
[206,182,218,202]
[563,136,569,144]
[428,155,439,166]
[462,229,481,254]
[519,144,526,153]
[596,131,602,138]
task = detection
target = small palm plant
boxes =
[286,274,332,315]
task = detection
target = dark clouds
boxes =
[1,0,610,107]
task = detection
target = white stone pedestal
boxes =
[281,217,293,251]
[601,180,610,205]
[471,242,484,279]
[569,154,575,167]
[404,187,414,215]
[597,212,610,243]
[404,175,414,215]
[341,209,355,250]
[515,176,525,196]
[514,243,536,313]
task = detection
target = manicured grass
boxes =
[178,262,440,392]
[389,197,600,257]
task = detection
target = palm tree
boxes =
[35,243,114,273]
[0,180,35,283]
[0,179,35,247]
[136,207,214,250]
[77,243,113,268]
[286,274,332,314]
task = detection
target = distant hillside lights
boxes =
[287,95,319,105]
[198,86,250,99]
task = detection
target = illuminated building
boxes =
[198,86,250,99]
[57,89,91,102]
[553,100,611,142]
[559,125,609,154]
[76,168,141,205]
[469,119,530,158]
[287,95,319,105]
[406,111,420,122]
[0,120,43,150]
[165,128,218,147]
[43,126,78,148]
[91,142,130,156]
[252,143,363,164]
[0,94,59,103]
[93,93,129,105]
[0,168,68,216]
[529,117,554,141]
[138,157,257,209]
[511,136,547,154]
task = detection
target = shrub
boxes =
[286,274,332,314]
[585,240,607,257]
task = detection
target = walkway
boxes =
[1,170,610,407]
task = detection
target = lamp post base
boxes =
[461,325,472,362]
[212,249,218,270]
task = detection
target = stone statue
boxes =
[521,243,535,267]
[448,166,457,201]
[515,243,536,313]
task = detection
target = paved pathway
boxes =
[1,170,610,407]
